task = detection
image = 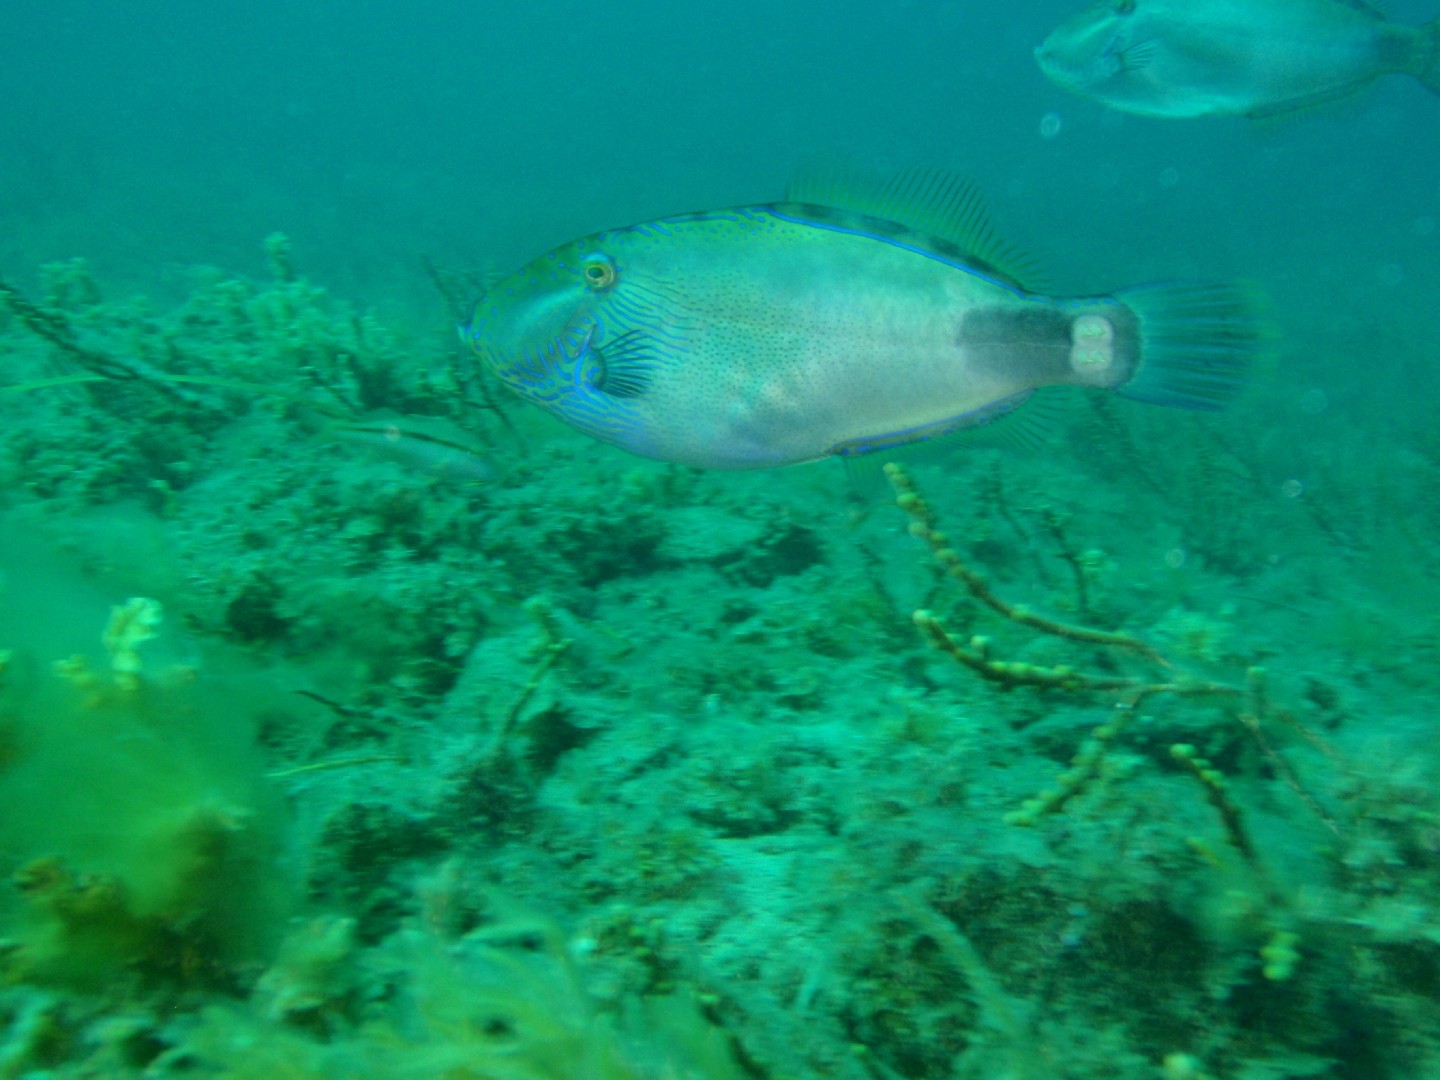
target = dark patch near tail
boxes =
[957,305,1072,384]
[957,303,1145,392]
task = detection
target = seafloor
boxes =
[0,241,1437,1079]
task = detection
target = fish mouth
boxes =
[1033,41,1085,88]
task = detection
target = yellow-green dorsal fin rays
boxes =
[784,166,1042,292]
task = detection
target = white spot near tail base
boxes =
[1069,315,1114,374]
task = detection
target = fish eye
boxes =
[581,255,617,291]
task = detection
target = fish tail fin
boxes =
[1417,17,1440,97]
[1110,282,1273,411]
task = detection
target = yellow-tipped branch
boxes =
[886,463,1169,667]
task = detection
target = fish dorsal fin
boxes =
[785,166,1041,291]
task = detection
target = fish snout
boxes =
[1033,36,1078,86]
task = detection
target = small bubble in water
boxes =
[1299,389,1328,415]
[1378,263,1405,287]
[1158,167,1180,188]
[1414,216,1436,237]
[1164,548,1186,568]
[1281,479,1304,499]
[1039,112,1063,139]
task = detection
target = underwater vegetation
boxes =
[0,592,288,994]
[1,245,1440,1078]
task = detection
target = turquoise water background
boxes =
[2,2,1439,1077]
[5,1,1438,425]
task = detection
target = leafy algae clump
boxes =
[0,584,290,992]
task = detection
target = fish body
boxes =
[463,170,1265,471]
[1036,0,1440,118]
[330,412,500,484]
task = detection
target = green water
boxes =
[1,2,1437,1077]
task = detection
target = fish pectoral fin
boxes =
[591,329,658,399]
[1117,40,1157,72]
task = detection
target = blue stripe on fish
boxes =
[764,206,1027,297]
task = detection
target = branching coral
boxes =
[882,462,1350,989]
[884,462,1337,828]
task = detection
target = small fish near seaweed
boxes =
[1035,0,1440,119]
[461,168,1270,470]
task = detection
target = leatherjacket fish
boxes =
[1036,0,1440,119]
[462,169,1267,470]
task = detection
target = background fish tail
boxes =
[1417,17,1440,97]
[1111,282,1272,411]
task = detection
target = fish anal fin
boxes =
[837,389,1071,492]
[829,389,1044,460]
[1244,78,1376,120]
[840,454,894,498]
[962,387,1073,453]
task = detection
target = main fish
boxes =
[462,169,1267,470]
[1036,0,1440,119]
